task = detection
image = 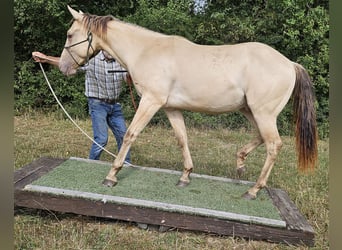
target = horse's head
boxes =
[59,6,98,76]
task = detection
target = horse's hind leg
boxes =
[165,109,193,187]
[236,108,263,177]
[243,114,282,199]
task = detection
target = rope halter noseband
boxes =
[64,31,95,67]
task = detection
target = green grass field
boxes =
[14,111,329,249]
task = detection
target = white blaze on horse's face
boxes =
[59,6,89,76]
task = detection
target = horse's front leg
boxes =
[102,96,162,187]
[164,109,193,187]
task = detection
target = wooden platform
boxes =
[14,157,315,246]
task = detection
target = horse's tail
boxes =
[292,63,318,172]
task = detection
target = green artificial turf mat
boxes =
[31,158,282,221]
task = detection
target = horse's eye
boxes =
[67,34,72,39]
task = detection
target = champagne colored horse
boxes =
[59,6,317,199]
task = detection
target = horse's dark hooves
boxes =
[242,191,256,200]
[102,179,117,187]
[176,180,189,187]
[237,166,247,178]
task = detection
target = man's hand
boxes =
[32,52,60,66]
[32,51,48,63]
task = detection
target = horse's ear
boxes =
[67,5,83,21]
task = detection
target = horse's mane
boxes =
[81,13,115,40]
[81,12,170,40]
[81,12,171,42]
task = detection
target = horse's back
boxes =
[168,39,294,84]
[134,36,296,115]
[164,40,295,112]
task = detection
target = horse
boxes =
[59,6,318,199]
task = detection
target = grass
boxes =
[14,111,329,249]
[31,158,282,221]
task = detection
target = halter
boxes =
[64,31,95,66]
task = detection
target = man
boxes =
[32,50,131,163]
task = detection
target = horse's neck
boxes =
[103,21,166,70]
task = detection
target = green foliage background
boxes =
[14,0,329,138]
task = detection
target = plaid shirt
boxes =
[79,51,126,100]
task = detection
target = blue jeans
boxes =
[88,98,131,163]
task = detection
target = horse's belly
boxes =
[165,89,245,113]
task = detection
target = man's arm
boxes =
[32,51,60,67]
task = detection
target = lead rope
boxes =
[39,62,134,167]
[126,74,138,111]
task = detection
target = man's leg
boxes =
[88,98,109,160]
[108,103,131,163]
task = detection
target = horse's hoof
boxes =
[176,180,189,187]
[242,191,256,200]
[237,166,247,178]
[102,179,117,187]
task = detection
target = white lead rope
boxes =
[39,62,134,167]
